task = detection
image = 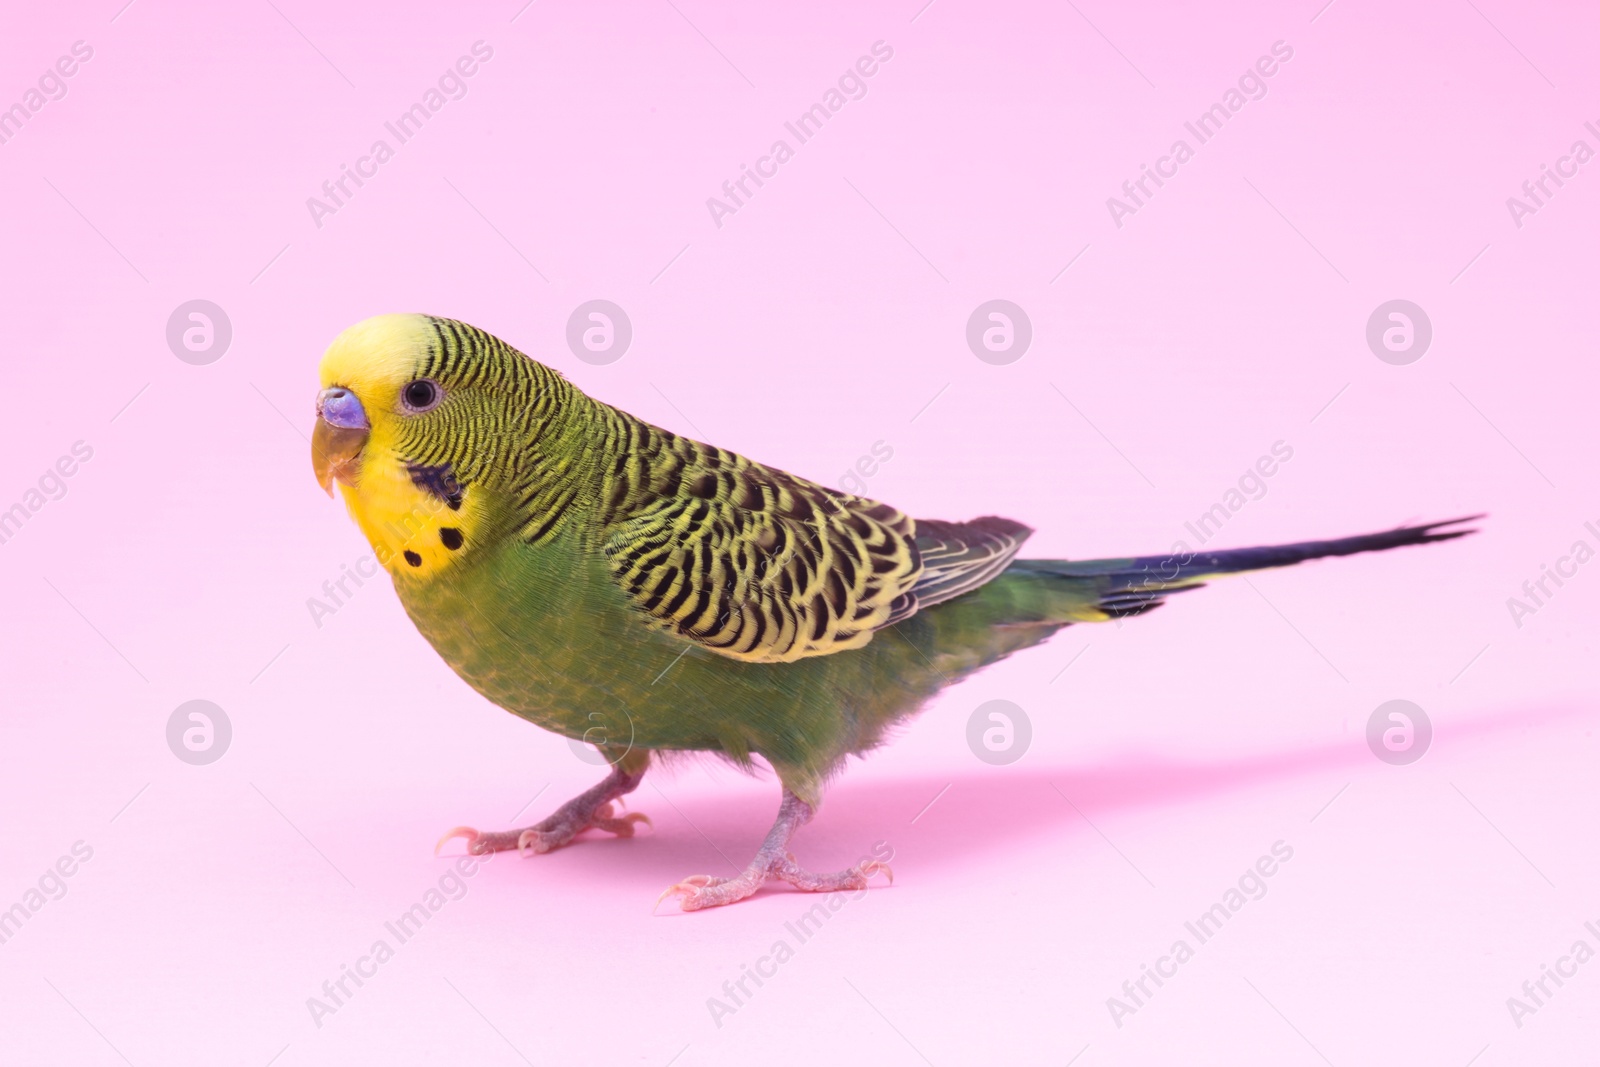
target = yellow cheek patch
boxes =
[338,446,480,578]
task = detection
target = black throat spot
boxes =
[406,463,464,511]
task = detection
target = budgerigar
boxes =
[311,314,1475,911]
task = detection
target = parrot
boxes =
[311,313,1477,911]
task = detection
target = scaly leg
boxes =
[437,749,650,857]
[656,789,892,912]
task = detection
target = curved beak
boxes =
[312,386,370,497]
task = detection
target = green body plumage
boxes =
[400,523,1079,795]
[314,314,1476,808]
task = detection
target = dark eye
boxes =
[402,379,441,412]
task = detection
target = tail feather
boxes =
[1006,515,1482,621]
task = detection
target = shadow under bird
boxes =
[311,314,1477,911]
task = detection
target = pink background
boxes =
[3,1,1597,1063]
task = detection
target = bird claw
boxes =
[594,810,652,838]
[653,875,722,914]
[516,828,550,856]
[434,825,485,857]
[858,859,893,885]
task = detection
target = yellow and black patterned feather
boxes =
[895,516,1034,622]
[595,420,923,663]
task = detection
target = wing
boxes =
[597,419,1036,663]
[886,516,1033,624]
[599,428,920,663]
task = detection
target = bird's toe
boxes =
[516,828,557,855]
[592,811,652,838]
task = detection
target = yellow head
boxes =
[312,314,551,578]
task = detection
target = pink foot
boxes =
[655,853,892,913]
[437,801,650,857]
